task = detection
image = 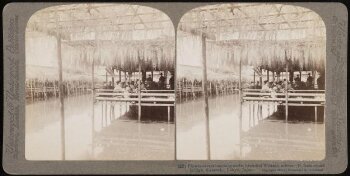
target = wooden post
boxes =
[91,63,95,153]
[267,69,269,81]
[111,68,115,87]
[312,70,316,88]
[101,102,104,127]
[253,71,255,85]
[259,67,263,86]
[191,81,195,97]
[56,31,65,160]
[118,70,121,82]
[151,70,154,80]
[272,71,275,82]
[315,106,318,123]
[91,33,97,154]
[285,54,289,122]
[53,82,57,97]
[202,34,210,160]
[138,57,142,121]
[30,80,34,101]
[239,48,243,158]
[209,82,212,95]
[167,106,170,123]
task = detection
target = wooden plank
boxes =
[96,97,175,102]
[243,89,325,93]
[243,92,325,97]
[139,104,175,107]
[242,97,325,102]
[96,93,175,98]
[141,90,175,92]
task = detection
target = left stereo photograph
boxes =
[25,4,176,160]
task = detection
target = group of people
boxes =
[145,73,175,90]
[259,80,293,95]
[102,72,175,94]
[249,72,325,92]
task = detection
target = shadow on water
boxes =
[119,106,175,123]
[267,105,325,123]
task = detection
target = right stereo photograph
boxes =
[176,3,326,160]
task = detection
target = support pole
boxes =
[315,106,318,123]
[56,30,65,160]
[111,68,115,87]
[253,71,255,86]
[202,34,210,160]
[30,80,34,101]
[91,33,97,155]
[239,48,243,158]
[91,59,95,155]
[119,70,121,82]
[285,53,289,122]
[259,67,263,86]
[138,57,142,122]
[167,106,170,123]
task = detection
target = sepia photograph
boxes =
[176,3,326,160]
[25,4,175,160]
[2,1,348,175]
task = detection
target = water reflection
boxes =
[176,94,325,160]
[26,94,174,160]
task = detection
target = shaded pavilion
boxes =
[177,3,326,160]
[26,4,175,160]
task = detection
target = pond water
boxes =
[25,94,175,160]
[176,94,325,160]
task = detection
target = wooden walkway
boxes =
[176,84,238,100]
[95,89,175,122]
[242,89,325,122]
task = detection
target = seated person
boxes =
[129,81,136,92]
[271,86,278,98]
[249,81,255,89]
[146,75,153,82]
[106,81,114,89]
[261,80,270,93]
[149,81,158,90]
[124,83,131,98]
[113,81,123,92]
[158,73,166,90]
